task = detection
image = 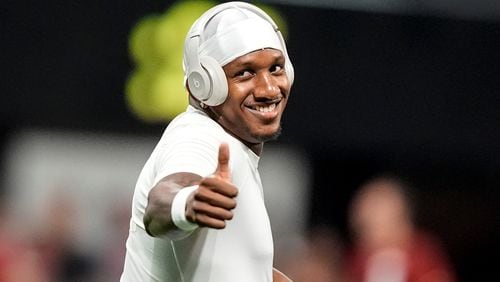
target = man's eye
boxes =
[271,65,284,74]
[236,70,253,78]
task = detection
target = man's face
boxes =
[211,48,291,145]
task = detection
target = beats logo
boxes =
[193,78,200,88]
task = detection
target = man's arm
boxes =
[273,268,293,282]
[144,143,238,238]
[144,172,201,237]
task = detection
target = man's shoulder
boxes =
[158,107,226,146]
[168,106,220,131]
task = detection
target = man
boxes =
[121,2,294,281]
[345,175,456,282]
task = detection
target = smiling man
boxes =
[120,2,294,282]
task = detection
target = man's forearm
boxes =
[144,172,202,238]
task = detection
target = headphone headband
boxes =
[188,2,279,37]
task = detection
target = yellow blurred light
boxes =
[149,68,188,120]
[154,0,217,65]
[128,15,162,65]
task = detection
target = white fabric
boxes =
[171,185,199,231]
[121,106,274,282]
[199,16,282,66]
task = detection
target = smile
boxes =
[254,103,276,112]
[245,100,281,120]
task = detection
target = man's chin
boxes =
[252,127,282,143]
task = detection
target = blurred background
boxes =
[1,0,499,281]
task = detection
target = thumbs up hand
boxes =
[214,142,231,181]
[185,143,238,229]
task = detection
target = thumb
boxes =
[214,143,230,180]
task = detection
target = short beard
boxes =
[252,126,282,143]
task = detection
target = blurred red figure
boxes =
[0,200,48,282]
[34,191,97,281]
[344,175,456,282]
[0,233,48,282]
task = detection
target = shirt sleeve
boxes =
[152,123,224,186]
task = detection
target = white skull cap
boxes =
[188,7,283,67]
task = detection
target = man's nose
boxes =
[253,72,279,99]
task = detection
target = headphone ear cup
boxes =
[200,56,228,106]
[187,67,212,102]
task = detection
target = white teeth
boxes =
[255,103,276,113]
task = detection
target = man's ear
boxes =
[188,92,207,111]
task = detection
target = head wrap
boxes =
[183,6,284,75]
[198,8,283,66]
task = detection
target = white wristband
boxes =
[171,185,199,231]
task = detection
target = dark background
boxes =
[2,1,499,281]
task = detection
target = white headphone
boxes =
[184,1,294,106]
